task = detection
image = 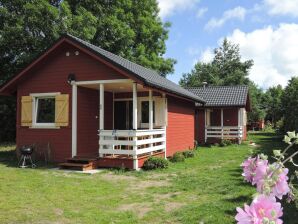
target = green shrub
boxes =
[143,157,169,170]
[182,150,195,158]
[214,143,220,147]
[170,152,185,162]
[219,139,233,147]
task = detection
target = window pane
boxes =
[141,101,155,123]
[36,98,55,123]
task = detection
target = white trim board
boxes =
[75,79,132,86]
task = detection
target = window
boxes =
[34,97,55,125]
[141,101,155,123]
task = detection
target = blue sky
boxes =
[158,0,298,89]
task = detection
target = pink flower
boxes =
[272,168,290,200]
[257,167,290,200]
[235,195,283,224]
[241,157,268,185]
[253,159,269,185]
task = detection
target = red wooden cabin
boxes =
[187,86,251,144]
[0,34,250,170]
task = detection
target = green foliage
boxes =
[282,77,298,132]
[0,96,16,142]
[276,119,284,131]
[263,85,284,126]
[170,152,185,162]
[179,38,253,87]
[247,82,266,122]
[219,139,233,147]
[142,156,169,170]
[182,150,195,158]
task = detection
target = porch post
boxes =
[99,83,104,157]
[132,82,138,170]
[162,93,167,158]
[132,82,138,130]
[221,108,223,140]
[238,108,241,144]
[204,109,207,143]
[99,83,104,130]
[149,90,153,130]
[148,90,153,155]
[71,83,77,157]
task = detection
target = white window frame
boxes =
[30,92,60,128]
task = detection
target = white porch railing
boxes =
[98,129,166,156]
[205,126,243,140]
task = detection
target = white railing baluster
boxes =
[205,126,243,141]
[98,129,166,156]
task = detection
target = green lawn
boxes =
[0,132,297,223]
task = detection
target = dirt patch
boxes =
[164,202,186,212]
[53,208,64,216]
[208,165,222,170]
[132,179,170,190]
[154,192,181,201]
[100,173,138,182]
[117,203,152,218]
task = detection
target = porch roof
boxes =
[186,85,250,108]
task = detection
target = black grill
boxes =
[18,145,36,168]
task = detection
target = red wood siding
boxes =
[196,109,205,143]
[16,43,126,162]
[223,108,238,126]
[97,158,134,169]
[166,96,195,156]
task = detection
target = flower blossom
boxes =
[241,156,268,185]
[235,195,283,224]
[257,166,290,200]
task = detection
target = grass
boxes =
[0,132,297,223]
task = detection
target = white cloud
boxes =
[157,0,199,19]
[264,0,298,17]
[196,7,208,18]
[200,23,298,88]
[200,48,213,63]
[205,6,246,30]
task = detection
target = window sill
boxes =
[30,126,60,129]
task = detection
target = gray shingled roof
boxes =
[66,34,205,103]
[186,85,249,107]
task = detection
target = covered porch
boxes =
[71,79,167,170]
[204,108,246,143]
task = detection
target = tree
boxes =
[65,0,176,77]
[179,38,253,87]
[281,77,298,132]
[263,85,284,126]
[0,0,175,142]
[247,82,266,123]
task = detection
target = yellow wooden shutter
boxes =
[155,97,166,127]
[55,94,69,127]
[21,96,33,126]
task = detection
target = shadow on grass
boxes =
[0,147,56,169]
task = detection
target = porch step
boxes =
[59,162,93,171]
[59,157,97,171]
[66,157,97,164]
